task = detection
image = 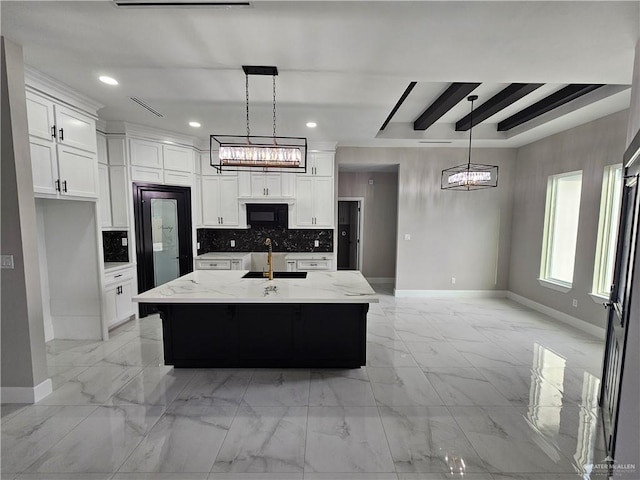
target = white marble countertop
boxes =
[285,253,334,260]
[196,252,252,260]
[133,270,378,304]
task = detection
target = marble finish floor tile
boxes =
[14,474,113,479]
[404,342,474,369]
[119,405,237,473]
[423,368,512,406]
[241,370,310,407]
[397,474,494,479]
[36,366,143,405]
[0,404,29,420]
[309,369,376,406]
[367,367,443,406]
[366,341,418,367]
[448,405,579,473]
[449,340,526,368]
[305,406,395,473]
[108,366,195,406]
[305,474,399,480]
[46,364,90,390]
[378,405,487,473]
[98,339,164,367]
[25,405,165,473]
[1,405,97,472]
[208,474,302,480]
[171,370,253,407]
[393,322,445,343]
[211,406,307,473]
[113,474,208,480]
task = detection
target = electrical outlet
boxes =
[572,299,578,308]
[121,237,128,247]
[451,277,456,285]
[404,234,411,240]
[196,242,200,249]
[1,255,14,269]
[368,179,375,185]
[314,240,320,247]
[230,240,236,247]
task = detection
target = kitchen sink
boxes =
[242,271,308,279]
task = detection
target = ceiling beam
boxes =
[413,82,480,131]
[497,84,604,131]
[380,81,417,131]
[455,83,544,131]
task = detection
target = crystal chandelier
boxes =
[441,95,498,190]
[211,66,307,173]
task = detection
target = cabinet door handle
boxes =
[266,188,269,195]
[51,126,57,139]
[114,274,123,278]
[62,180,67,192]
[55,179,60,191]
[59,128,64,141]
[221,217,223,224]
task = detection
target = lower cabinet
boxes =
[104,267,136,329]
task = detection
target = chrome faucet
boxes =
[263,238,273,280]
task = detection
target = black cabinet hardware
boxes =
[55,179,60,191]
[59,128,64,141]
[62,180,67,192]
[51,126,57,139]
[114,274,123,278]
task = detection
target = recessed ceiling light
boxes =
[189,121,201,128]
[306,122,317,128]
[99,75,119,86]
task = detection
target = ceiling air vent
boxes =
[114,0,251,7]
[130,97,164,117]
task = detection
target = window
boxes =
[539,171,583,291]
[592,164,623,298]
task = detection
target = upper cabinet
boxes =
[26,91,98,199]
[129,138,162,169]
[163,144,192,172]
[307,152,334,177]
[251,172,282,197]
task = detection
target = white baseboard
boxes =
[44,321,54,343]
[1,378,52,404]
[366,277,395,284]
[507,291,606,339]
[394,289,508,298]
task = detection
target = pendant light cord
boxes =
[272,75,277,144]
[467,96,475,168]
[246,73,251,139]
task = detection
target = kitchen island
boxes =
[132,270,378,368]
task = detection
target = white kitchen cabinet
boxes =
[26,91,98,199]
[131,165,163,183]
[201,151,237,176]
[164,170,192,186]
[104,267,136,329]
[194,174,203,227]
[129,138,162,168]
[293,176,334,228]
[109,166,129,228]
[251,173,281,197]
[98,163,112,227]
[201,176,239,227]
[307,152,334,176]
[97,133,108,165]
[163,144,192,172]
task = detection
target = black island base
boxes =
[156,302,369,368]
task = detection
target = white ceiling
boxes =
[2,1,638,148]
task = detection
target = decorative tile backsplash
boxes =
[197,227,333,255]
[103,231,129,263]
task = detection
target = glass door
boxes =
[133,183,193,317]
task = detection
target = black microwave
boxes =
[246,203,288,228]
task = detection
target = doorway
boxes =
[599,140,640,461]
[337,198,363,270]
[133,183,193,317]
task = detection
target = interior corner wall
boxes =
[508,110,628,329]
[1,36,49,390]
[338,171,398,279]
[336,147,516,292]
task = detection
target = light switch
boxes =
[314,240,320,247]
[404,234,411,240]
[196,242,201,250]
[121,237,128,247]
[230,240,236,247]
[1,255,14,269]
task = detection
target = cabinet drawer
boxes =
[196,259,232,270]
[297,259,331,270]
[104,269,134,285]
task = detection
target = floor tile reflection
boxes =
[0,288,608,479]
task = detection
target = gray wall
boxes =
[1,37,49,391]
[613,36,639,476]
[338,171,398,279]
[508,110,628,328]
[337,147,516,292]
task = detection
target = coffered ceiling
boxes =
[2,1,638,148]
